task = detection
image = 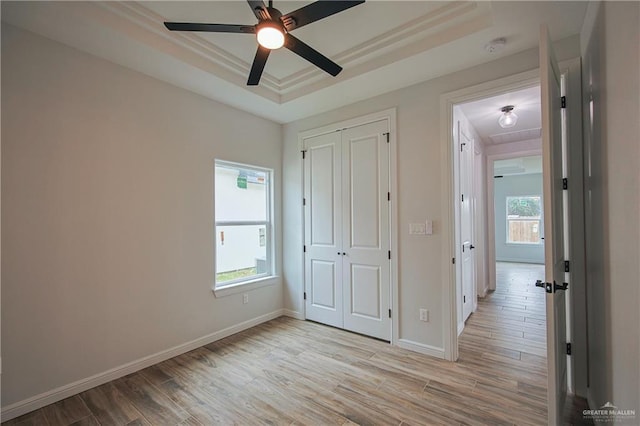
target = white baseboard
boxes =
[397,339,445,359]
[1,309,285,422]
[586,391,607,426]
[281,309,304,320]
[478,286,488,298]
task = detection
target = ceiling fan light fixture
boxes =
[498,105,518,128]
[164,0,365,85]
[257,22,284,49]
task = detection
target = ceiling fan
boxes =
[164,0,365,86]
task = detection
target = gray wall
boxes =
[494,173,544,264]
[580,1,640,414]
[1,25,283,409]
[282,36,580,353]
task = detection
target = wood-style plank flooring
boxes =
[5,262,582,426]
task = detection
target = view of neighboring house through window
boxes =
[215,160,272,287]
[506,195,542,244]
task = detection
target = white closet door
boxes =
[341,119,391,341]
[304,131,343,328]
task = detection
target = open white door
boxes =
[459,124,475,323]
[539,25,568,425]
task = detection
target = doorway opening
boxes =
[451,82,550,417]
[453,83,545,325]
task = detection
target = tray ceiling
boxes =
[1,1,588,123]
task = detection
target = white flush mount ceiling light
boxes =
[257,22,285,50]
[485,37,506,54]
[498,105,518,128]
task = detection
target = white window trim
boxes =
[212,160,275,295]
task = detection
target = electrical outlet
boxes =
[243,293,248,304]
[419,308,429,322]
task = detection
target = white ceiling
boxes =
[1,1,588,123]
[458,85,541,145]
[494,155,542,176]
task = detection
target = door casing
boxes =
[440,58,587,400]
[440,69,541,362]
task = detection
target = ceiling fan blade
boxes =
[284,34,342,76]
[281,1,364,32]
[247,0,271,20]
[247,45,271,86]
[164,22,256,33]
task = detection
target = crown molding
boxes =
[74,1,492,104]
[279,2,490,91]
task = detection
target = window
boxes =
[215,161,273,288]
[506,196,542,244]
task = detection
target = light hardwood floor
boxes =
[4,262,588,425]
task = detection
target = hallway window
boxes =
[506,196,542,244]
[214,160,273,288]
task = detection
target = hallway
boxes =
[457,262,548,420]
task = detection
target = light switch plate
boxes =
[425,220,433,235]
[409,223,426,235]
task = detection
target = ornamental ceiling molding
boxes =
[77,1,493,104]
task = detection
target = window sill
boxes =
[212,275,279,298]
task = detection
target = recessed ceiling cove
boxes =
[127,1,493,98]
[1,1,589,123]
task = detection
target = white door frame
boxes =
[441,59,585,396]
[298,108,399,344]
[440,69,540,361]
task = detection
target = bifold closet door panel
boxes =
[303,131,344,328]
[341,119,391,341]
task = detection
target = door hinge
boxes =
[388,250,391,260]
[461,194,464,202]
[387,192,391,201]
[566,342,572,355]
[303,198,306,206]
[561,96,567,108]
[388,309,392,318]
[452,257,456,264]
[304,292,307,300]
[463,295,466,303]
[303,245,306,253]
[565,260,570,272]
[563,178,568,190]
[301,150,307,159]
[383,132,390,143]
